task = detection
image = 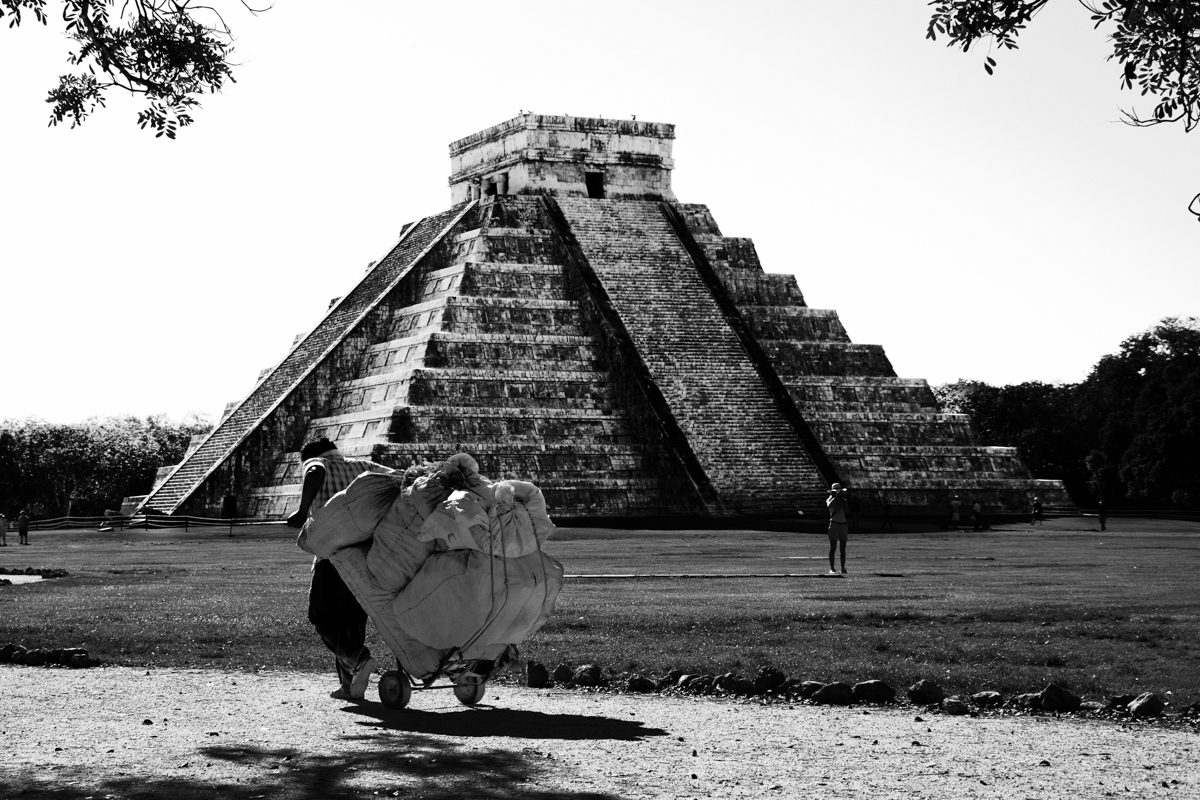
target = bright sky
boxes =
[1,1,1196,424]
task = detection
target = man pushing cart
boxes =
[295,448,564,709]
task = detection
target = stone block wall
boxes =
[676,204,1074,513]
[449,114,676,203]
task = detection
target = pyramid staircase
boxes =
[552,198,833,514]
[138,204,476,515]
[223,196,738,519]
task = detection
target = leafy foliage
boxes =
[1,0,256,137]
[0,413,212,517]
[928,1,1200,131]
[1080,316,1200,506]
[935,316,1200,507]
[935,378,1093,498]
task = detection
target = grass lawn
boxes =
[1,516,1197,705]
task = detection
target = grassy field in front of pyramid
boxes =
[0,517,1196,704]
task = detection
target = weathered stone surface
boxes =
[572,664,603,687]
[1106,694,1138,711]
[1128,692,1167,718]
[753,666,787,693]
[717,675,756,695]
[942,697,970,715]
[69,653,90,669]
[776,678,808,696]
[852,680,896,705]
[812,682,854,706]
[907,679,944,706]
[1039,684,1082,713]
[526,662,550,689]
[24,649,47,667]
[971,691,1003,708]
[658,670,684,690]
[0,643,14,662]
[626,675,657,693]
[1011,693,1043,710]
[8,645,27,664]
[551,664,575,684]
[798,681,825,699]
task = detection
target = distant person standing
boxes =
[826,483,849,575]
[971,500,982,531]
[1031,497,1044,526]
[949,495,962,529]
[17,510,30,545]
[879,497,895,531]
[0,512,7,546]
[1098,500,1107,532]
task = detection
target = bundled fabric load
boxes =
[298,453,564,684]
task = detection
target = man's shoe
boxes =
[826,570,840,576]
[349,655,377,700]
[329,686,353,701]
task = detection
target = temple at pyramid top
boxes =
[448,113,677,203]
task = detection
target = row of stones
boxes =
[524,663,1197,723]
[0,566,67,578]
[0,643,99,668]
[831,452,1031,476]
[244,479,683,520]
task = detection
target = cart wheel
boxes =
[379,671,411,709]
[454,681,486,707]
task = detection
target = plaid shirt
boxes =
[303,455,393,513]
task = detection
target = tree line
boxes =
[0,414,212,518]
[935,317,1200,509]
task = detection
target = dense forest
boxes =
[0,414,212,518]
[935,317,1200,508]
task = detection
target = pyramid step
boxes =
[798,401,940,414]
[449,227,560,264]
[763,340,897,377]
[787,376,939,409]
[325,404,640,447]
[806,415,979,447]
[738,306,852,343]
[717,267,807,307]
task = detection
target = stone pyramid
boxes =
[137,114,1071,520]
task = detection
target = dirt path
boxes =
[1,665,1194,799]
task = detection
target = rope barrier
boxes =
[18,515,286,531]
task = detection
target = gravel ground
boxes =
[1,665,1195,799]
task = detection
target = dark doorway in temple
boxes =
[585,171,605,199]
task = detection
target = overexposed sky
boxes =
[1,1,1196,424]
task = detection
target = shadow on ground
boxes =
[1,732,624,799]
[342,700,667,741]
